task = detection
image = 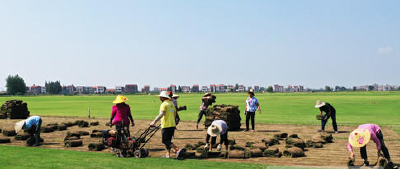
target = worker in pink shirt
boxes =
[110,95,134,137]
[347,124,392,166]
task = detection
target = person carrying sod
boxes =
[110,95,134,138]
[196,93,214,129]
[204,120,229,155]
[347,124,393,167]
[150,91,183,158]
[15,116,42,146]
[168,91,186,126]
[245,89,261,132]
[314,100,338,133]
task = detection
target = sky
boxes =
[0,0,399,91]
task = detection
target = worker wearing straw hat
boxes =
[150,91,183,158]
[15,116,42,146]
[196,93,213,129]
[204,120,229,155]
[245,89,261,132]
[110,95,134,137]
[348,124,393,167]
[169,92,186,126]
[315,100,338,133]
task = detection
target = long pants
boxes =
[115,125,130,146]
[321,111,337,131]
[28,119,42,145]
[162,127,175,150]
[197,109,206,124]
[246,111,255,130]
[360,130,391,161]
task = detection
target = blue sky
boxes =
[0,0,399,90]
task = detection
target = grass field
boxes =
[1,92,399,127]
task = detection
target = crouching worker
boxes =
[150,91,184,158]
[15,116,42,146]
[204,120,229,155]
[348,124,393,167]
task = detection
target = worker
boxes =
[15,116,42,146]
[171,93,186,125]
[315,100,338,133]
[150,91,183,158]
[245,89,261,132]
[204,120,229,156]
[348,124,393,167]
[196,93,213,129]
[110,95,134,138]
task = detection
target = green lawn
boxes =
[0,145,265,169]
[1,92,399,127]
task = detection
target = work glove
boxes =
[204,143,209,150]
[323,116,328,120]
[217,144,222,151]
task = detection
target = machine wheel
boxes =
[134,149,142,158]
[140,148,148,157]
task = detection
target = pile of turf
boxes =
[0,100,30,119]
[250,149,263,157]
[250,143,268,151]
[204,104,241,131]
[3,130,16,136]
[229,145,245,151]
[88,143,105,151]
[288,134,299,138]
[274,133,288,140]
[283,147,305,158]
[90,130,103,138]
[185,141,206,150]
[26,137,44,146]
[285,138,306,150]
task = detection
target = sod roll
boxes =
[262,148,280,157]
[250,149,263,157]
[245,142,255,147]
[289,134,299,138]
[15,133,31,140]
[78,131,89,136]
[65,140,83,147]
[58,125,67,131]
[90,121,99,126]
[229,145,245,151]
[283,147,305,158]
[262,136,279,146]
[250,143,268,151]
[0,138,11,143]
[41,126,54,133]
[285,138,306,150]
[3,130,16,136]
[88,143,105,151]
[347,157,355,166]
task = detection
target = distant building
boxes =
[237,85,245,92]
[210,84,216,92]
[125,84,138,93]
[170,85,177,92]
[41,86,46,94]
[143,85,150,93]
[201,86,209,92]
[94,86,106,94]
[30,85,42,95]
[105,88,116,94]
[227,85,234,92]
[254,86,260,92]
[76,86,84,94]
[191,84,199,92]
[273,84,284,92]
[181,86,190,93]
[115,86,125,93]
[66,85,75,94]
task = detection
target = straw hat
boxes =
[157,91,171,99]
[207,124,222,137]
[203,93,212,97]
[247,89,255,95]
[15,120,25,133]
[314,100,326,108]
[172,94,179,98]
[348,128,371,148]
[112,95,129,104]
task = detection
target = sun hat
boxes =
[348,128,371,148]
[247,89,255,95]
[207,124,222,137]
[172,94,179,98]
[314,100,326,108]
[15,120,25,133]
[157,91,171,99]
[113,95,129,104]
[203,93,212,97]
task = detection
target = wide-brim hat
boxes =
[247,89,255,95]
[207,124,222,137]
[157,91,171,99]
[315,100,326,108]
[172,94,179,98]
[203,93,212,97]
[349,128,371,148]
[15,120,25,133]
[113,95,129,104]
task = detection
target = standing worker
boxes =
[110,95,134,138]
[347,124,393,167]
[196,93,214,129]
[315,100,338,133]
[204,120,229,156]
[150,91,183,158]
[245,89,261,132]
[171,93,186,125]
[15,116,42,146]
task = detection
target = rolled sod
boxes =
[180,151,196,158]
[90,132,102,138]
[228,139,236,145]
[274,133,288,139]
[288,134,299,138]
[263,148,279,157]
[26,137,44,146]
[250,143,268,151]
[78,131,89,136]
[15,133,31,140]
[57,125,67,131]
[0,138,11,143]
[89,121,99,126]
[41,126,54,133]
[3,130,16,136]
[88,143,105,151]
[347,157,355,166]
[250,149,263,157]
[245,142,255,147]
[184,144,196,150]
[262,136,279,146]
[285,138,306,150]
[64,136,80,141]
[65,140,83,147]
[229,145,245,151]
[316,114,324,120]
[66,132,81,138]
[283,147,305,158]
[228,150,250,158]
[314,143,323,148]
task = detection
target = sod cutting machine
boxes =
[102,124,161,158]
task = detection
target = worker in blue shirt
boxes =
[15,116,42,146]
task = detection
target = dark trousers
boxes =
[206,133,229,145]
[321,111,337,131]
[197,109,206,124]
[246,111,255,130]
[28,119,42,145]
[360,130,390,161]
[162,127,175,150]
